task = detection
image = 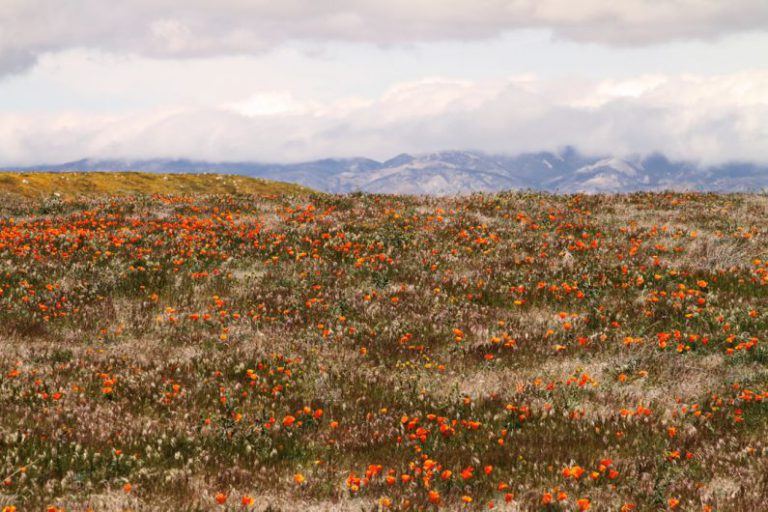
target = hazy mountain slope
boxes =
[4,149,767,195]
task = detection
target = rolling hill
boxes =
[0,171,311,199]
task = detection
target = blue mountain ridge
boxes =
[4,148,767,195]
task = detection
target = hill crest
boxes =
[0,171,311,199]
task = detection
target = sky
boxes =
[1,0,767,165]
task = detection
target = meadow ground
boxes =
[0,178,766,511]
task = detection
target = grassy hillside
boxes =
[0,171,311,198]
[0,191,766,511]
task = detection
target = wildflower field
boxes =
[0,178,767,511]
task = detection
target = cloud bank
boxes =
[2,1,768,77]
[1,71,766,166]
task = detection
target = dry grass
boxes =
[0,171,310,199]
[0,189,766,511]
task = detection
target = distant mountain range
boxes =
[4,148,768,195]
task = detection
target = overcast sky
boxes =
[1,0,767,165]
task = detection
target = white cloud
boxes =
[2,1,768,77]
[225,92,320,117]
[0,71,766,166]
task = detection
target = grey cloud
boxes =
[2,1,768,77]
[0,48,38,75]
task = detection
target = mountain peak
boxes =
[383,153,415,167]
[5,149,767,195]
